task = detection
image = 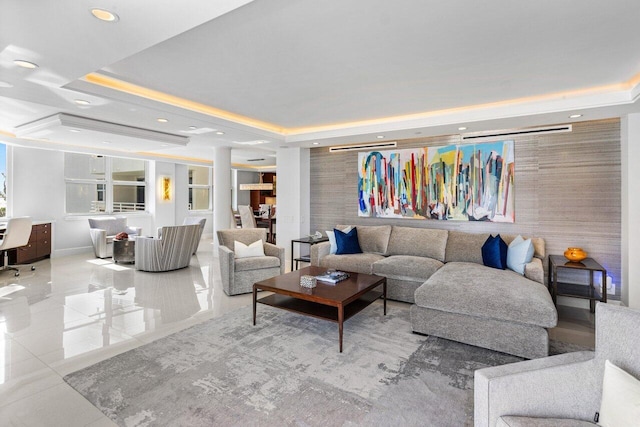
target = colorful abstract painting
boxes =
[358,140,515,222]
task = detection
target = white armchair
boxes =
[135,224,200,272]
[88,216,142,258]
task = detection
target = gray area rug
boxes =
[64,302,588,426]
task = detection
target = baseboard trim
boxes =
[52,246,93,258]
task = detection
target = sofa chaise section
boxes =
[410,261,557,359]
[410,230,554,359]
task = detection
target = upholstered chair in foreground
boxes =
[474,303,640,427]
[88,216,142,258]
[135,224,200,272]
[217,228,284,296]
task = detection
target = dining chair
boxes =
[230,207,240,228]
[238,205,257,228]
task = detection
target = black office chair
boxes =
[0,217,35,276]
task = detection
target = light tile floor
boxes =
[0,240,596,426]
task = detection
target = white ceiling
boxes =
[1,0,639,168]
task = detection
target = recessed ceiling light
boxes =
[458,126,467,131]
[569,114,583,119]
[216,131,225,135]
[69,129,81,133]
[188,126,197,130]
[157,118,168,123]
[74,99,91,105]
[90,8,119,22]
[14,60,38,69]
[376,135,385,139]
[0,81,13,88]
[312,142,320,145]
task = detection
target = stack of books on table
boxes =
[315,270,350,284]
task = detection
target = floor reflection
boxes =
[0,241,264,424]
[0,253,223,367]
[134,269,202,323]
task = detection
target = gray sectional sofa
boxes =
[311,225,557,359]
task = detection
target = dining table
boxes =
[255,216,276,244]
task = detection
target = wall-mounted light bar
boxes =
[329,141,397,153]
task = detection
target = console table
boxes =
[290,236,329,271]
[548,254,607,313]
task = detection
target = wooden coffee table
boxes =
[253,266,386,352]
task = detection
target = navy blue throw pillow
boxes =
[335,227,362,255]
[482,234,508,269]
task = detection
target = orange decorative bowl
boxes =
[564,247,587,262]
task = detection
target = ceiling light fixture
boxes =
[14,60,38,69]
[458,126,467,131]
[102,141,111,144]
[69,129,81,133]
[376,135,385,139]
[157,118,168,123]
[239,173,274,191]
[75,99,91,105]
[312,142,320,145]
[569,114,583,119]
[216,131,225,135]
[90,8,119,22]
[188,126,197,130]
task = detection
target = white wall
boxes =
[8,146,154,255]
[174,163,189,226]
[622,113,640,308]
[175,163,214,238]
[213,147,232,245]
[276,147,310,268]
[7,146,222,257]
[150,161,176,231]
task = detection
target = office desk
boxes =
[0,220,52,265]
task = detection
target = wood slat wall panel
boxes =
[310,119,621,297]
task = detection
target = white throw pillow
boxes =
[326,226,352,255]
[234,240,265,258]
[506,235,535,275]
[598,359,640,426]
